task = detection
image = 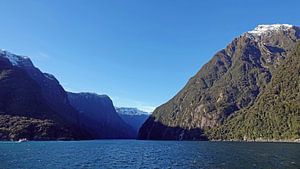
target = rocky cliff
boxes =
[68,92,135,139]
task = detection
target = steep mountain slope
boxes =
[68,92,135,139]
[19,55,80,124]
[208,42,300,141]
[116,107,149,136]
[0,50,90,140]
[139,24,300,141]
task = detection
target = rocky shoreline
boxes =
[211,139,300,143]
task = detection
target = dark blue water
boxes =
[0,140,299,169]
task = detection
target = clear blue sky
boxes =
[0,0,299,112]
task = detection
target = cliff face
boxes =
[68,92,136,139]
[0,49,139,140]
[139,24,300,141]
[0,51,90,140]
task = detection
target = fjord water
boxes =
[0,140,299,169]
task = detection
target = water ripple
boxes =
[0,140,299,169]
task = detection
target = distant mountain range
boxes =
[116,107,149,136]
[0,49,135,140]
[139,24,300,141]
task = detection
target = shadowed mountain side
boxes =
[67,92,136,139]
[116,107,149,137]
[119,114,148,137]
[0,54,91,140]
[138,116,208,140]
[0,115,91,141]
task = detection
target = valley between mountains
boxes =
[0,24,299,142]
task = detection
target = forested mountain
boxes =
[139,24,300,141]
[0,50,90,140]
[0,49,136,140]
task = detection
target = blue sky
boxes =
[0,0,299,112]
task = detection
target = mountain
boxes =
[67,92,135,139]
[208,36,300,141]
[0,49,138,140]
[116,107,149,136]
[0,49,90,140]
[139,24,300,141]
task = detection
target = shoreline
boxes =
[1,138,299,143]
[211,139,300,143]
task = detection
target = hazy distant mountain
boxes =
[116,107,149,136]
[0,49,90,140]
[139,24,300,141]
[68,92,136,139]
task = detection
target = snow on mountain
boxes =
[116,107,150,116]
[0,49,32,67]
[247,24,293,36]
[116,107,149,136]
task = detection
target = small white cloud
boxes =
[37,52,50,59]
[30,52,50,60]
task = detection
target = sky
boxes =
[0,0,299,112]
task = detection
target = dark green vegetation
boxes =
[0,54,89,140]
[0,50,135,140]
[139,25,300,141]
[208,41,300,140]
[0,115,76,140]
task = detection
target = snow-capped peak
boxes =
[116,107,150,116]
[0,49,31,66]
[247,24,293,36]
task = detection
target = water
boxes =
[0,140,299,169]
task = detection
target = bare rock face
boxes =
[139,24,300,140]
